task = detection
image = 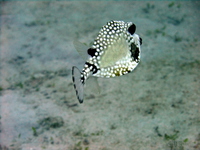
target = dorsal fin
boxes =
[73,41,89,60]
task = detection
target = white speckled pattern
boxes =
[83,20,141,80]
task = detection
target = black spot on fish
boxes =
[130,43,139,62]
[140,37,142,45]
[128,23,136,35]
[80,75,85,84]
[127,70,131,74]
[85,62,98,74]
[87,48,97,57]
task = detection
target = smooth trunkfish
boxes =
[72,20,142,103]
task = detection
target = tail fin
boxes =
[72,66,84,103]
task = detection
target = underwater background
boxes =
[0,1,200,150]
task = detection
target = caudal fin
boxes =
[72,66,84,103]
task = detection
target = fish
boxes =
[72,20,142,103]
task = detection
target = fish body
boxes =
[72,20,142,103]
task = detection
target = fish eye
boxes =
[128,23,136,35]
[87,48,97,57]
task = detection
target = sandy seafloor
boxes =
[0,1,200,150]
